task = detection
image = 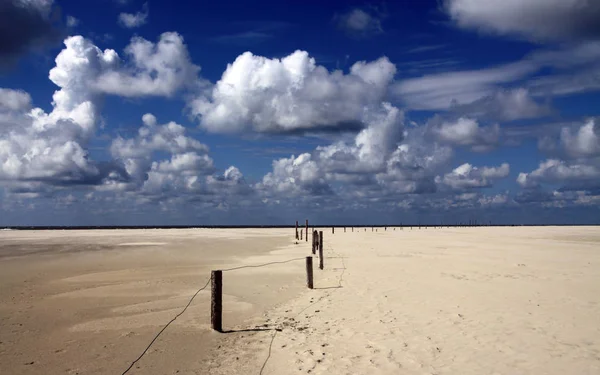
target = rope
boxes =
[222,257,306,272]
[120,277,211,375]
[119,243,339,375]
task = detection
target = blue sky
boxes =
[0,0,599,226]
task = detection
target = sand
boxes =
[1,227,599,374]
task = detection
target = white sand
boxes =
[1,227,599,374]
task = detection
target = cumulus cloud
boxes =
[257,153,331,196]
[108,114,251,205]
[95,32,202,97]
[0,32,204,192]
[0,0,64,70]
[375,135,453,194]
[436,163,510,190]
[0,35,121,186]
[109,114,212,190]
[335,8,383,38]
[316,103,405,174]
[191,50,396,134]
[428,117,500,152]
[443,0,600,42]
[0,88,32,111]
[118,3,149,28]
[517,159,600,189]
[560,120,600,158]
[258,107,465,198]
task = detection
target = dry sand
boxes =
[1,227,600,374]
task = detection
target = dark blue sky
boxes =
[0,0,599,225]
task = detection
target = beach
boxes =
[1,227,599,374]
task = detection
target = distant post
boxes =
[319,231,324,270]
[344,227,346,233]
[306,257,313,289]
[211,270,222,332]
[305,220,308,242]
[312,230,318,254]
[332,227,334,234]
[300,229,303,241]
[295,221,299,240]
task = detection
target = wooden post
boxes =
[352,227,354,232]
[312,230,317,254]
[295,221,299,240]
[319,231,324,270]
[300,229,303,240]
[344,227,346,233]
[305,220,308,242]
[306,257,313,289]
[211,270,222,332]
[332,227,334,234]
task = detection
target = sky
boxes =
[0,0,599,226]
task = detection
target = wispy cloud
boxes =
[407,44,448,54]
[209,31,272,45]
[394,42,600,110]
[209,21,292,45]
[66,16,80,28]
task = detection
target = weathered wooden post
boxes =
[295,221,299,240]
[344,227,346,233]
[312,230,318,254]
[306,257,313,289]
[332,227,334,234]
[211,270,222,332]
[300,229,303,240]
[319,231,324,270]
[305,220,308,242]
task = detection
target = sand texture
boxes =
[1,226,599,374]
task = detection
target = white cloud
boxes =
[95,32,202,97]
[443,0,600,42]
[335,8,383,37]
[118,3,148,28]
[257,153,331,196]
[560,120,600,158]
[437,162,510,190]
[428,117,500,152]
[517,159,600,188]
[191,50,396,133]
[110,113,212,188]
[375,136,453,194]
[0,88,31,111]
[0,32,202,190]
[0,35,121,185]
[316,103,405,173]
